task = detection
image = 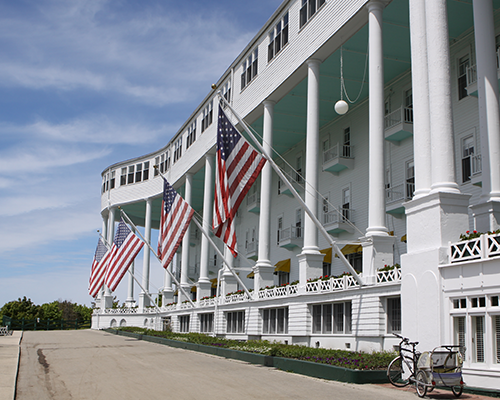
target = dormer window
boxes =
[268,12,289,62]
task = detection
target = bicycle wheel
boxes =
[387,356,413,387]
[451,385,463,397]
[415,370,428,398]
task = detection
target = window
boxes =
[492,296,499,307]
[121,167,127,185]
[387,297,401,333]
[494,315,500,363]
[222,80,231,104]
[154,157,160,176]
[472,316,485,363]
[173,137,182,163]
[346,252,362,273]
[322,192,330,224]
[143,162,149,181]
[186,121,197,149]
[101,171,116,193]
[262,307,288,334]
[135,163,142,183]
[471,296,486,308]
[295,208,302,238]
[179,315,190,333]
[128,165,134,184]
[278,271,289,286]
[312,302,351,334]
[226,311,245,333]
[462,136,475,183]
[343,127,351,158]
[165,150,171,171]
[458,55,469,100]
[277,215,283,245]
[295,154,303,183]
[241,48,258,90]
[323,262,331,277]
[201,101,213,133]
[453,298,467,309]
[300,0,326,28]
[406,160,415,199]
[454,316,466,358]
[342,186,350,221]
[199,313,214,333]
[268,11,289,62]
[404,88,413,123]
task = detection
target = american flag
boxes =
[158,178,194,268]
[88,238,110,298]
[104,220,144,292]
[213,105,266,257]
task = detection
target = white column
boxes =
[179,173,193,304]
[298,59,324,286]
[362,1,394,283]
[409,0,432,199]
[366,0,388,236]
[470,0,500,231]
[139,198,152,310]
[198,154,214,299]
[162,257,174,306]
[254,100,275,291]
[425,0,459,194]
[102,207,116,309]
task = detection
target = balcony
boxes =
[322,144,354,175]
[278,164,304,196]
[322,208,355,235]
[245,241,258,261]
[384,106,413,143]
[385,183,414,217]
[246,192,260,213]
[278,226,302,249]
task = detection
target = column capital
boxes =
[366,0,387,12]
[306,58,322,68]
[263,99,276,107]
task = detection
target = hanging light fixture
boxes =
[335,44,368,115]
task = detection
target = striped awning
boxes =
[274,259,291,273]
[320,247,332,264]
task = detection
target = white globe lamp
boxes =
[335,100,349,115]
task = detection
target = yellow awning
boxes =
[340,244,363,255]
[191,286,197,293]
[274,259,291,273]
[247,271,255,278]
[401,234,407,243]
[320,247,332,264]
[210,278,218,288]
[174,290,178,295]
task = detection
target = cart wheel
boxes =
[451,385,463,397]
[415,371,428,398]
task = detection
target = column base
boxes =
[101,293,113,310]
[177,284,192,305]
[470,200,500,232]
[361,235,395,284]
[124,299,136,308]
[220,273,238,296]
[298,251,325,287]
[253,261,275,291]
[139,293,151,311]
[197,279,212,300]
[162,289,174,306]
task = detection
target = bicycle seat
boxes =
[410,341,419,346]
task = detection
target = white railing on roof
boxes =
[384,106,414,130]
[258,284,299,299]
[223,292,251,304]
[104,308,138,314]
[323,144,353,164]
[377,268,402,283]
[161,304,177,312]
[450,232,500,263]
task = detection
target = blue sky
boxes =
[0,0,282,307]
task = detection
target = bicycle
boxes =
[387,333,421,387]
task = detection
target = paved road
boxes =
[15,330,420,400]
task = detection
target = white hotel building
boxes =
[92,0,500,390]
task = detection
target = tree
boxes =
[40,301,63,320]
[0,297,43,321]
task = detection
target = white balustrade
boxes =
[450,232,500,263]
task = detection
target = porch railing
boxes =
[384,106,414,130]
[450,232,500,263]
[323,143,353,164]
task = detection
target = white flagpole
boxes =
[99,232,162,314]
[217,92,364,285]
[118,208,196,308]
[153,166,253,299]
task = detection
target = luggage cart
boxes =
[415,345,465,398]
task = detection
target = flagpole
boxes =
[153,165,253,299]
[99,232,162,314]
[117,208,196,308]
[192,217,253,299]
[217,93,364,285]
